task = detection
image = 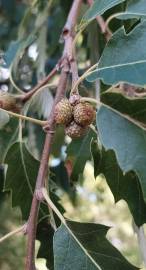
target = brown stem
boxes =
[36,70,68,191]
[25,1,82,270]
[25,66,68,270]
[62,0,82,94]
[22,65,58,103]
[87,0,112,41]
[63,0,82,36]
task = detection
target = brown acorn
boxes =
[73,102,95,127]
[65,121,88,138]
[0,92,22,113]
[54,98,73,125]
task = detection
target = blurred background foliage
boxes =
[0,0,146,269]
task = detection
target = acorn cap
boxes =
[73,102,95,127]
[65,121,88,138]
[54,98,73,125]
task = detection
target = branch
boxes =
[22,65,58,103]
[70,56,79,93]
[25,1,82,270]
[0,225,25,243]
[87,0,112,41]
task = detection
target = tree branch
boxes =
[22,65,58,103]
[25,1,82,270]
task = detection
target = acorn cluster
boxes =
[54,95,95,138]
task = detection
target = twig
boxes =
[87,0,112,41]
[90,124,97,134]
[69,38,79,94]
[0,225,25,243]
[70,62,98,94]
[10,63,57,101]
[25,1,82,270]
[0,108,47,126]
[22,65,58,103]
[62,1,80,94]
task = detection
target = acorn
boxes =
[54,98,73,125]
[73,102,95,127]
[0,92,22,113]
[65,121,88,138]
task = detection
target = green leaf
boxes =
[66,129,95,182]
[0,118,18,164]
[101,91,146,125]
[92,143,146,226]
[87,21,146,86]
[84,0,126,21]
[54,221,138,270]
[118,0,146,20]
[4,142,40,219]
[97,105,146,200]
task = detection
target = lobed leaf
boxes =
[92,142,146,226]
[87,21,146,86]
[4,142,39,219]
[97,105,146,201]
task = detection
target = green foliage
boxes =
[119,0,146,20]
[54,221,138,270]
[4,142,39,220]
[0,118,18,163]
[97,106,146,200]
[87,20,146,86]
[102,91,146,125]
[92,143,146,226]
[84,0,126,21]
[4,34,36,67]
[66,129,95,182]
[1,0,146,269]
